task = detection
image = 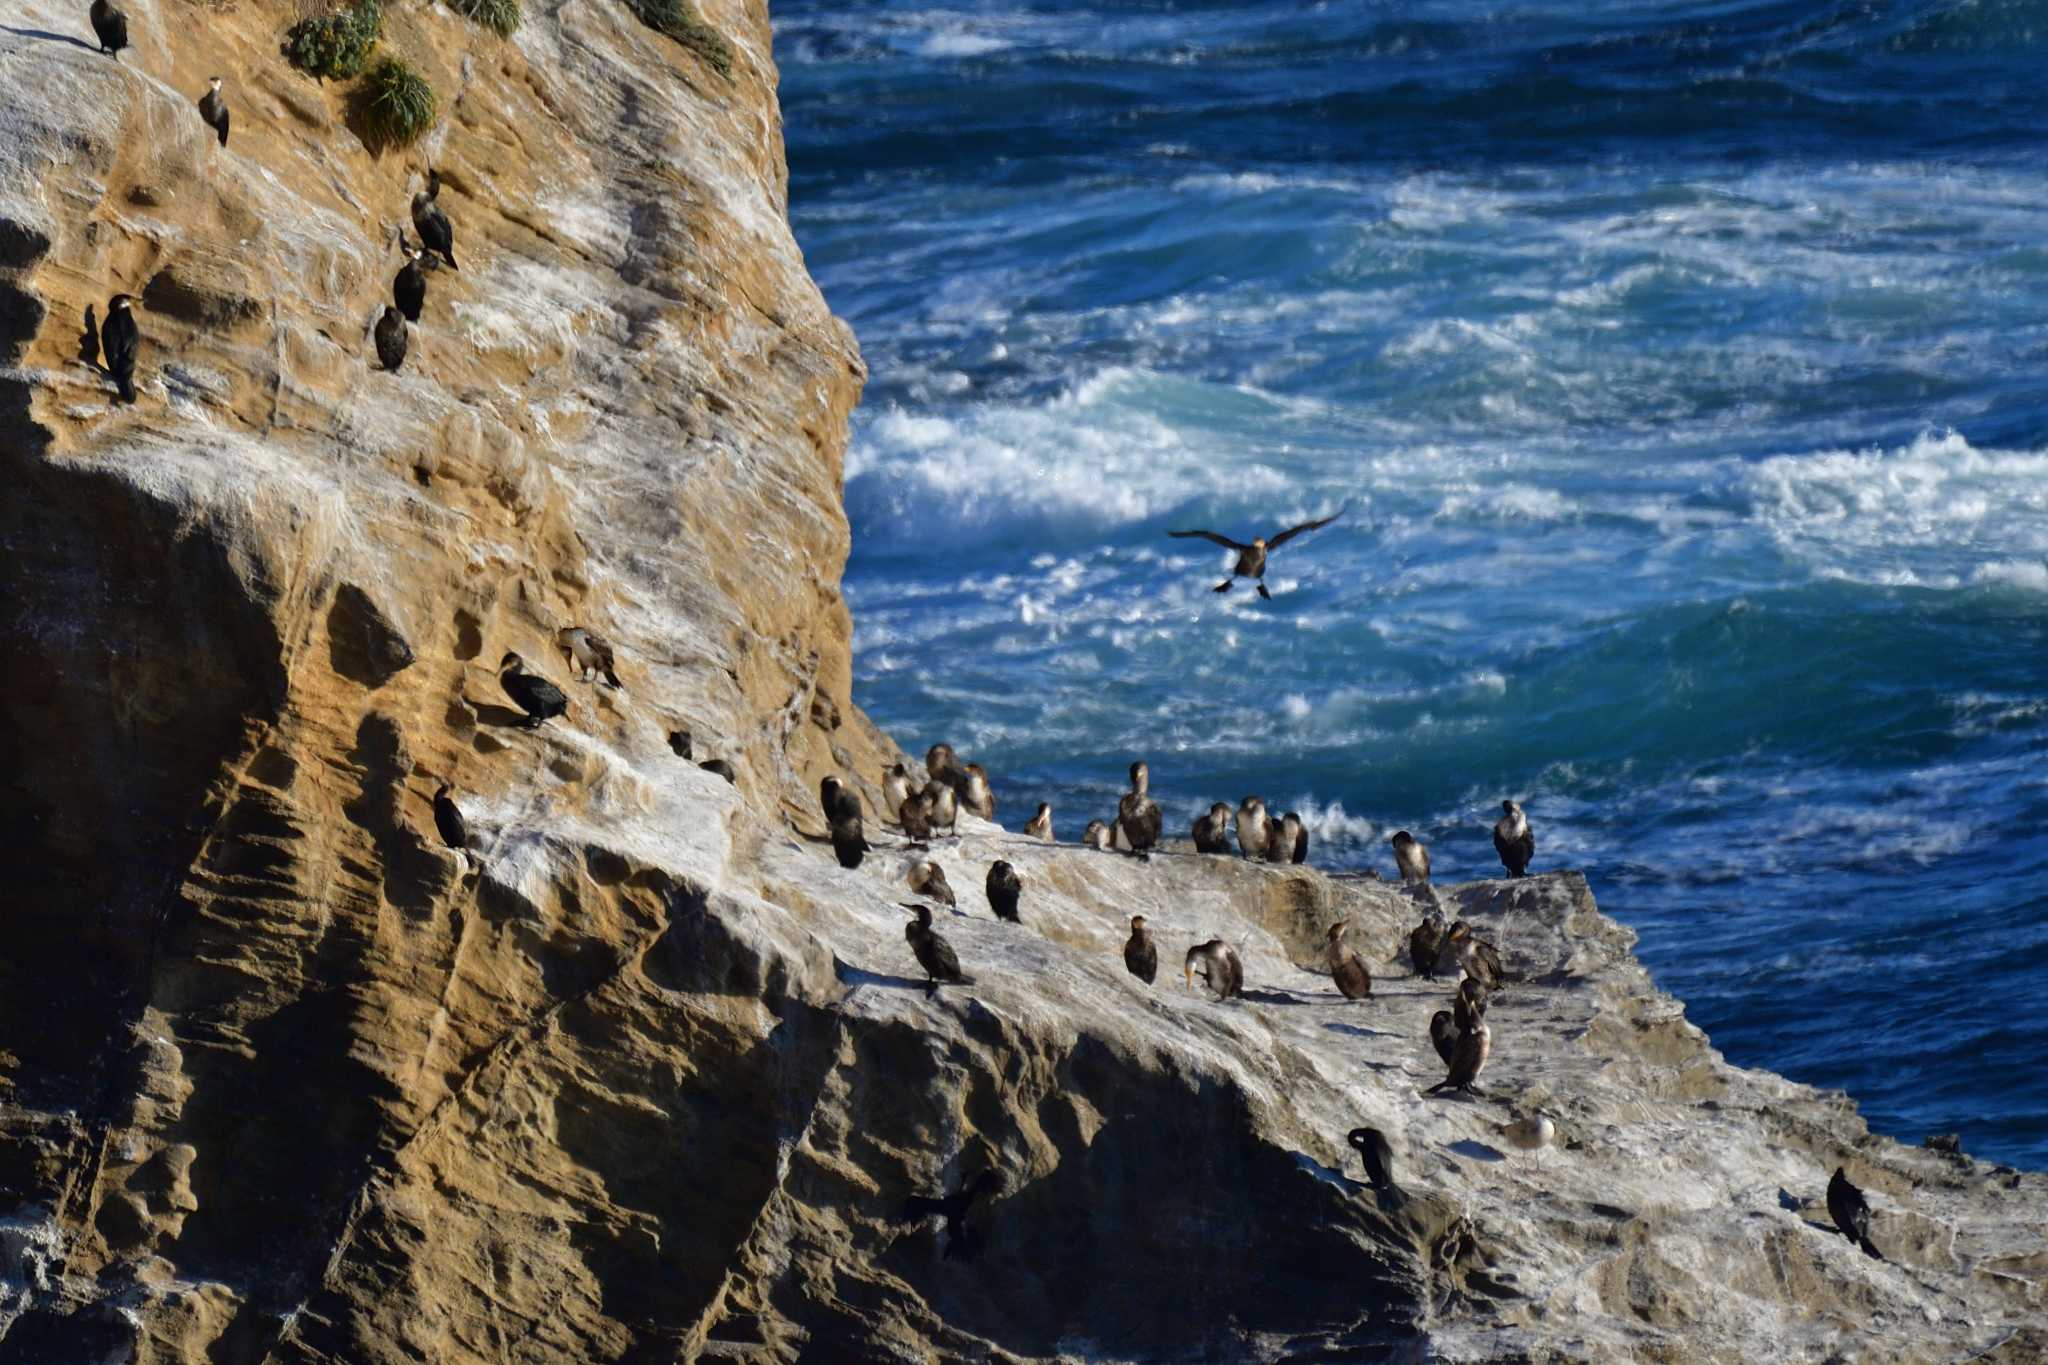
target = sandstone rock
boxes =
[1,1,2043,1362]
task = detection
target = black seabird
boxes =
[961,763,996,821]
[498,652,567,729]
[1429,1010,1458,1067]
[1124,915,1157,984]
[393,240,427,323]
[412,171,459,269]
[101,294,139,403]
[821,776,867,870]
[1326,921,1371,1000]
[1023,802,1053,841]
[1493,799,1534,878]
[1184,939,1243,1000]
[908,859,956,907]
[898,791,935,843]
[904,903,964,994]
[197,77,229,147]
[985,860,1022,922]
[1167,509,1343,598]
[901,1170,1000,1261]
[374,305,408,372]
[1409,915,1444,980]
[1191,802,1232,853]
[1826,1167,1885,1260]
[89,0,127,57]
[1426,1017,1490,1097]
[1264,811,1301,865]
[1117,761,1163,857]
[1391,830,1431,885]
[1347,1127,1399,1197]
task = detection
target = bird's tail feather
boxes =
[1859,1236,1884,1261]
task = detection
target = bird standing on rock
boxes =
[1493,799,1534,878]
[1347,1127,1400,1197]
[908,859,955,907]
[1453,977,1489,1031]
[1426,1015,1490,1097]
[393,240,427,323]
[1391,830,1431,885]
[1265,811,1303,865]
[1084,819,1114,851]
[1429,1010,1458,1067]
[1117,761,1163,857]
[498,652,567,729]
[985,860,1021,922]
[1448,921,1503,992]
[197,77,230,147]
[898,791,935,843]
[555,627,621,687]
[89,0,127,58]
[412,171,458,269]
[922,778,959,838]
[1410,914,1444,980]
[1826,1167,1886,1260]
[882,763,912,821]
[821,776,868,870]
[1023,802,1053,841]
[1168,510,1344,598]
[901,1170,1000,1260]
[1192,802,1232,853]
[903,903,964,994]
[1124,915,1157,984]
[961,763,996,821]
[100,294,139,403]
[374,305,408,372]
[1327,921,1372,1000]
[1184,939,1243,1000]
[1236,796,1271,859]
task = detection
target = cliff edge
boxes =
[2,0,2044,1361]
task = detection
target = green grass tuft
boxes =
[284,0,383,81]
[448,0,520,37]
[625,0,734,79]
[358,56,439,150]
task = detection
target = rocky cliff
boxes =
[2,0,2044,1361]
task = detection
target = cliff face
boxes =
[2,2,2045,1362]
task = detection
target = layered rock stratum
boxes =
[2,1,2044,1361]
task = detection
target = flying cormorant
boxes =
[1167,509,1343,598]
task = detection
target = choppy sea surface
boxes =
[775,0,2048,1167]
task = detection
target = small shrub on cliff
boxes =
[285,0,383,80]
[358,56,438,150]
[448,0,520,37]
[626,0,734,79]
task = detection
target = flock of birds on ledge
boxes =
[69,0,456,402]
[63,0,1892,1273]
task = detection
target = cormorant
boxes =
[1191,801,1232,853]
[432,782,468,854]
[497,652,567,729]
[882,763,912,821]
[1826,1167,1885,1260]
[985,860,1021,923]
[1184,939,1243,1000]
[89,0,127,58]
[101,294,139,403]
[908,859,955,907]
[393,241,427,323]
[961,763,996,821]
[555,626,620,687]
[1023,802,1053,841]
[1347,1127,1399,1197]
[1493,799,1534,878]
[1124,915,1157,984]
[412,171,458,269]
[821,776,867,870]
[1167,509,1343,598]
[1117,760,1163,857]
[1235,796,1271,859]
[900,1170,1000,1260]
[1326,921,1371,1000]
[904,902,963,994]
[374,305,408,372]
[197,77,229,147]
[1391,830,1431,885]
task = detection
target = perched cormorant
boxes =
[1084,819,1113,851]
[89,0,127,58]
[908,859,955,907]
[1347,1127,1399,1196]
[1167,509,1343,598]
[1493,799,1534,878]
[498,652,567,729]
[898,791,935,843]
[1409,915,1444,980]
[374,305,408,372]
[699,758,737,784]
[101,294,138,403]
[555,626,620,687]
[1426,1017,1490,1096]
[821,776,867,870]
[1235,796,1271,859]
[882,763,913,822]
[1448,921,1503,992]
[1265,811,1301,865]
[1285,811,1309,864]
[432,782,468,854]
[1023,802,1053,841]
[925,742,967,796]
[901,1170,1000,1261]
[1429,1010,1458,1067]
[1826,1167,1885,1260]
[1326,921,1371,1000]
[412,172,458,269]
[1123,914,1157,984]
[904,902,963,994]
[985,860,1021,923]
[1184,939,1243,1000]
[393,241,427,323]
[197,77,229,147]
[922,778,959,837]
[1391,830,1431,885]
[1191,802,1232,854]
[961,763,996,821]
[79,304,100,370]
[1117,761,1163,857]
[1453,977,1488,1031]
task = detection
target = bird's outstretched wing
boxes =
[1168,528,1251,551]
[1266,508,1344,549]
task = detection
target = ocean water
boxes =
[775,0,2048,1167]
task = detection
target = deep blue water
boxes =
[775,0,2048,1167]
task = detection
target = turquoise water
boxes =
[777,0,2048,1166]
